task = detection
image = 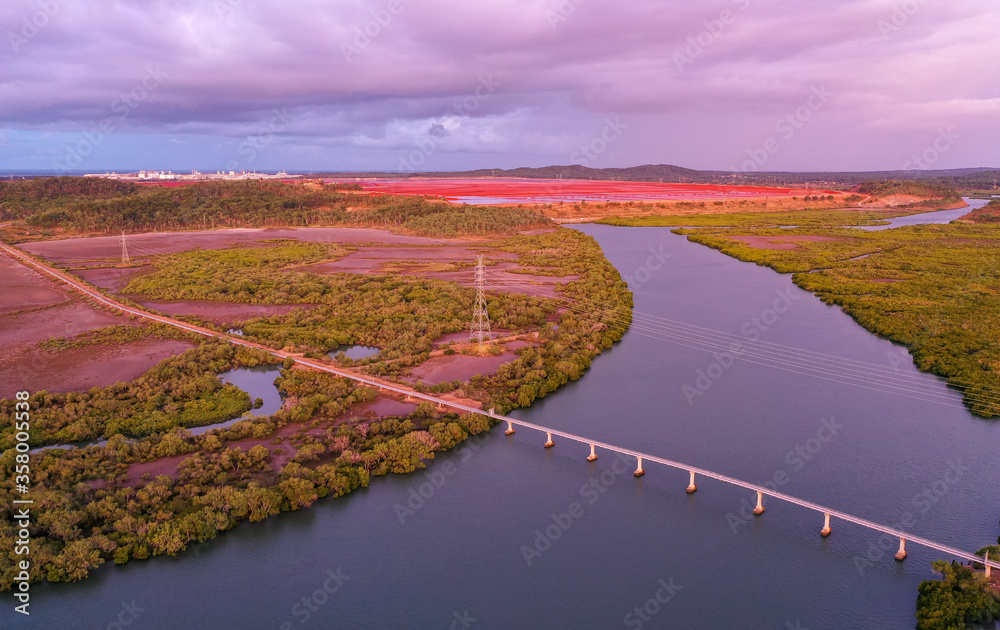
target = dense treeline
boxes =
[0,341,277,450]
[682,223,1000,416]
[121,228,631,411]
[470,230,632,409]
[0,177,550,239]
[395,205,551,237]
[857,179,961,204]
[966,198,1000,223]
[0,225,630,590]
[121,241,551,361]
[915,560,999,630]
[0,177,139,206]
[597,208,908,228]
[0,363,499,589]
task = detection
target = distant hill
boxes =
[312,164,1000,192]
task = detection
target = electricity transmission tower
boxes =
[469,256,492,349]
[119,231,130,266]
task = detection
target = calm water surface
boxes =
[187,366,284,436]
[9,214,1000,629]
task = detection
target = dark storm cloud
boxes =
[1,0,997,170]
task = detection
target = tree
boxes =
[916,560,1000,630]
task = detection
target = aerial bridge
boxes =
[2,241,997,576]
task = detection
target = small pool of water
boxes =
[328,344,380,361]
[856,198,986,230]
[32,366,285,450]
[30,439,108,454]
[188,365,284,435]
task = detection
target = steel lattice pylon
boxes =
[120,231,130,266]
[469,255,492,349]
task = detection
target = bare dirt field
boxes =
[73,266,152,293]
[71,264,316,325]
[0,253,69,313]
[0,249,196,398]
[125,452,191,485]
[408,350,518,385]
[0,339,196,399]
[290,246,516,273]
[290,245,573,300]
[19,227,456,264]
[351,178,834,204]
[0,301,131,350]
[129,300,316,326]
[340,178,853,220]
[344,396,418,420]
[729,235,846,250]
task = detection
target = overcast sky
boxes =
[1,0,997,173]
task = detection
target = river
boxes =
[9,202,999,629]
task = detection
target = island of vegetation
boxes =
[0,178,631,590]
[915,557,999,630]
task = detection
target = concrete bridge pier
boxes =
[821,513,831,537]
[634,457,645,477]
[504,421,516,436]
[986,551,992,578]
[587,444,598,462]
[895,538,907,561]
[543,432,555,448]
[753,491,765,515]
[686,471,697,494]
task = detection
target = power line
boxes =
[485,270,1000,412]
